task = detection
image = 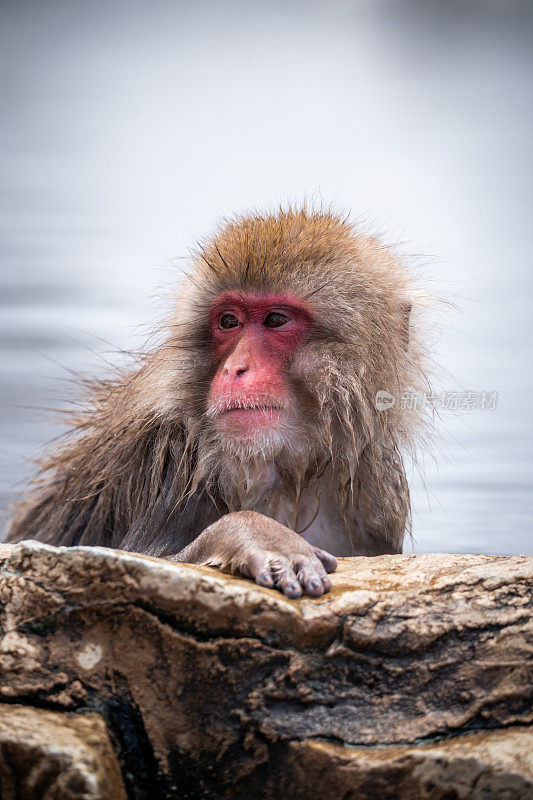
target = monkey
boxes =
[7,208,427,598]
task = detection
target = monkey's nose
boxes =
[222,362,248,379]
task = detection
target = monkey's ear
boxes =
[400,302,412,348]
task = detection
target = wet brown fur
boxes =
[8,208,428,555]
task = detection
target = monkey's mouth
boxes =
[225,404,282,413]
[210,401,288,434]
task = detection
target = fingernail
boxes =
[260,573,273,586]
[310,579,320,590]
[286,582,301,598]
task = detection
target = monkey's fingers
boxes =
[273,555,333,598]
[242,552,331,599]
[293,555,331,597]
[268,557,303,599]
[314,548,338,574]
[241,551,277,589]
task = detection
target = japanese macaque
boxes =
[8,208,427,598]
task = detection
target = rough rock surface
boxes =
[0,541,531,799]
[0,705,126,799]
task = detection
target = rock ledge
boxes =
[0,542,531,799]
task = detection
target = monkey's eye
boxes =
[219,313,240,329]
[264,312,290,328]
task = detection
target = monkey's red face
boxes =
[207,292,312,441]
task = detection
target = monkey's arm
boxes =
[8,437,337,599]
[170,510,338,598]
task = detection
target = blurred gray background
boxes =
[1,0,532,554]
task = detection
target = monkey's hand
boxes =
[169,510,338,598]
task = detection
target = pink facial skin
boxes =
[208,293,313,436]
